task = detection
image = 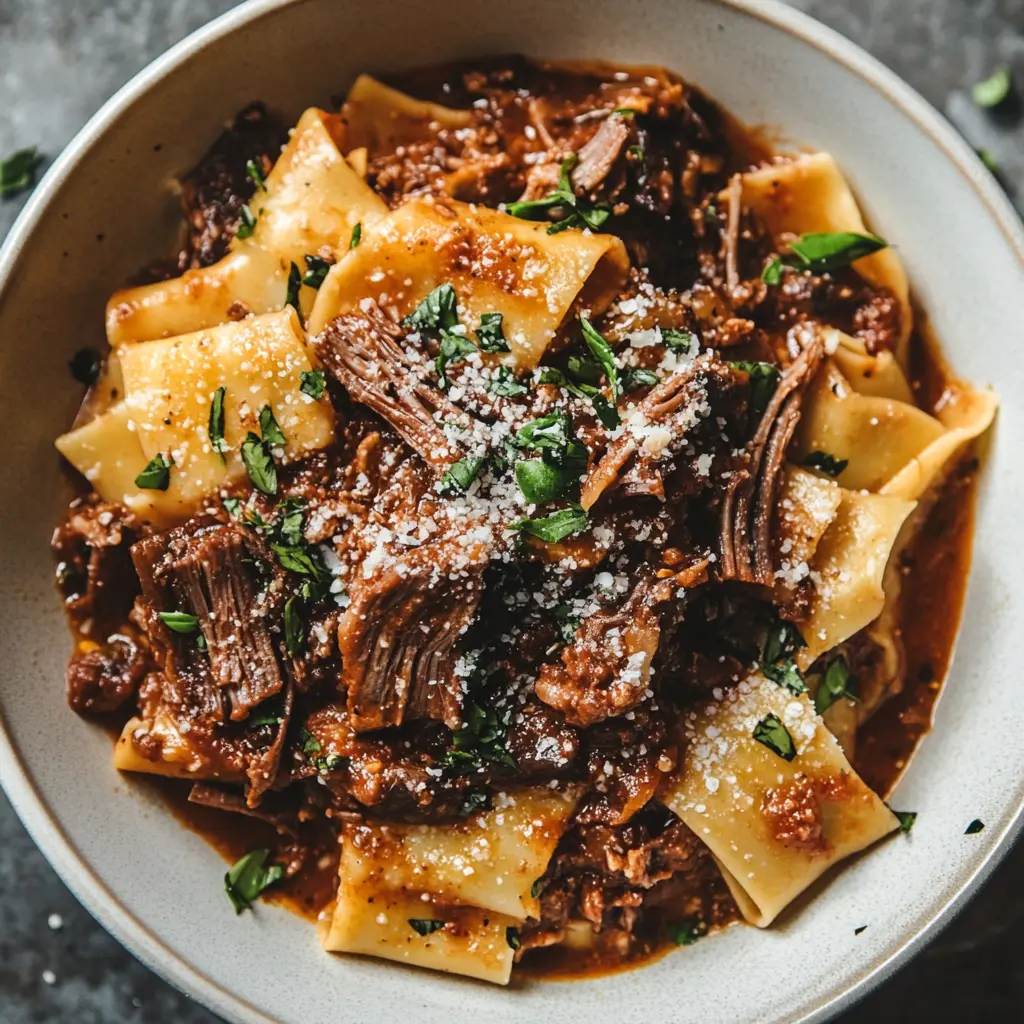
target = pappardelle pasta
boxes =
[53,58,994,984]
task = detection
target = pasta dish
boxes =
[52,58,996,983]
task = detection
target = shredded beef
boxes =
[66,633,150,714]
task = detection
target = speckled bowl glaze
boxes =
[1,1,1022,1021]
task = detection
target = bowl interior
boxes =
[2,1,1023,1022]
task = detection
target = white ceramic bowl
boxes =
[2,1,1023,1021]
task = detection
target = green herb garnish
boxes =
[579,315,621,400]
[409,919,446,937]
[814,656,858,715]
[439,456,487,496]
[894,810,917,834]
[506,927,522,950]
[475,312,510,352]
[285,261,303,318]
[224,848,283,914]
[803,450,848,477]
[0,147,43,197]
[259,404,286,446]
[134,453,172,491]
[487,366,529,397]
[514,505,588,544]
[965,818,985,835]
[731,361,781,421]
[68,349,101,386]
[554,603,581,643]
[159,611,200,634]
[300,369,326,400]
[208,386,227,461]
[436,331,476,390]
[506,155,613,234]
[538,368,619,429]
[222,497,242,518]
[283,596,303,656]
[240,432,277,495]
[752,714,797,761]
[761,256,783,285]
[302,254,332,290]
[785,232,888,274]
[245,158,266,191]
[668,917,708,946]
[972,67,1013,109]
[349,221,362,249]
[404,284,459,333]
[236,204,257,239]
[622,367,660,390]
[444,701,516,772]
[662,328,697,353]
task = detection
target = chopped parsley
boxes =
[301,254,332,290]
[158,611,200,634]
[134,453,172,491]
[506,927,522,950]
[444,701,516,772]
[622,367,660,391]
[579,315,621,400]
[972,67,1013,109]
[803,450,848,477]
[505,155,612,234]
[752,713,797,761]
[761,256,783,285]
[814,656,858,715]
[731,360,780,421]
[408,919,445,937]
[208,386,227,461]
[435,331,476,390]
[0,147,43,197]
[222,497,242,518]
[785,231,888,274]
[274,497,305,546]
[662,328,698,353]
[240,432,277,495]
[893,810,917,834]
[514,505,588,544]
[668,917,708,946]
[349,221,362,249]
[965,818,985,835]
[259,404,286,446]
[285,261,303,319]
[235,204,257,239]
[404,284,459,333]
[475,312,510,352]
[487,366,529,397]
[439,456,487,496]
[245,158,267,191]
[271,542,328,580]
[68,349,101,386]
[283,596,303,656]
[300,369,326,400]
[224,848,283,914]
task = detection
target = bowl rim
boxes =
[1,1,1022,1022]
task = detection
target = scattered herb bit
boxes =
[208,386,227,461]
[259,404,286,446]
[0,147,43,197]
[283,596,303,656]
[245,158,267,191]
[627,143,645,162]
[68,348,101,386]
[404,283,459,333]
[854,925,868,936]
[506,927,522,950]
[506,155,612,234]
[248,710,283,728]
[972,67,1013,109]
[444,701,516,772]
[349,221,362,249]
[764,620,806,665]
[243,508,271,531]
[271,542,328,580]
[514,505,588,544]
[224,848,283,914]
[622,367,661,391]
[222,497,242,518]
[803,450,848,477]
[764,659,807,696]
[612,108,636,117]
[513,412,587,467]
[815,656,858,715]
[439,456,487,496]
[516,457,578,504]
[761,256,783,285]
[487,366,529,397]
[662,328,698,353]
[302,254,332,290]
[566,354,604,386]
[579,315,621,400]
[274,497,305,547]
[538,368,619,429]
[134,453,172,490]
[475,312,510,352]
[752,713,797,761]
[965,818,985,835]
[285,261,303,318]
[554,603,581,643]
[458,791,490,817]
[731,360,780,421]
[408,919,446,937]
[894,810,917,834]
[435,331,476,389]
[195,634,208,653]
[530,878,544,899]
[240,432,277,495]
[301,730,322,757]
[668,917,708,946]
[300,369,326,400]
[235,204,257,239]
[785,232,888,274]
[159,611,200,634]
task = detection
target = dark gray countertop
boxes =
[1,1,1022,1021]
